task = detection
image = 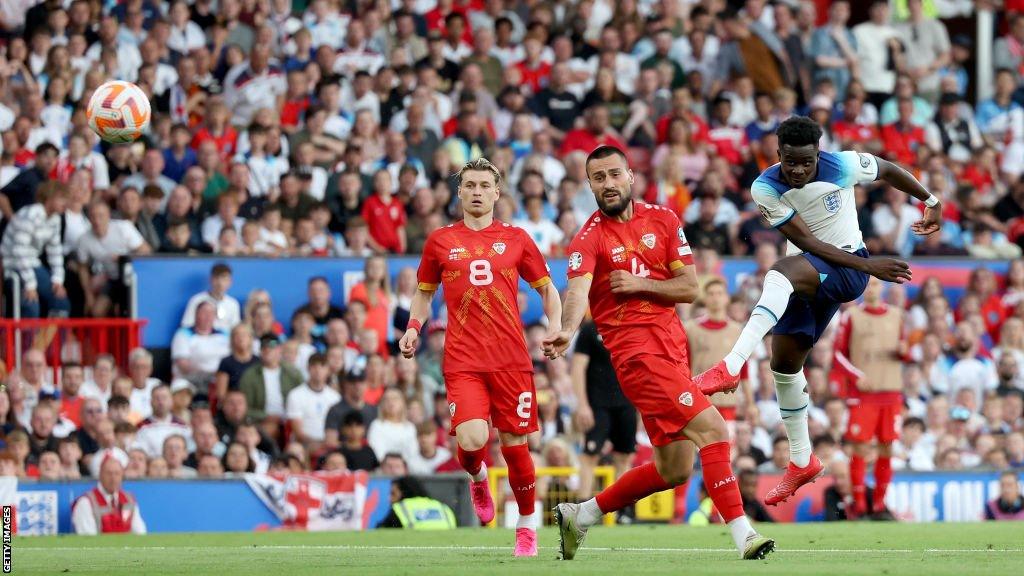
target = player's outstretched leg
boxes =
[764,339,825,506]
[501,437,538,557]
[456,422,495,525]
[555,461,674,560]
[694,268,796,395]
[685,409,774,560]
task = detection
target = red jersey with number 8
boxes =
[566,202,694,366]
[417,220,552,373]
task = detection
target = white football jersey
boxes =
[751,150,879,256]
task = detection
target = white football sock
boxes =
[724,270,795,376]
[577,498,604,528]
[728,516,755,553]
[774,370,812,468]
[516,509,539,530]
[470,462,488,483]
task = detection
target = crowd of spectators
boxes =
[0,0,1022,521]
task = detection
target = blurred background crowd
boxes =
[0,0,1023,522]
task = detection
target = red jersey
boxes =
[559,129,627,158]
[362,194,407,253]
[567,202,694,365]
[417,220,551,373]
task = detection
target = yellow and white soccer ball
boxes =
[86,80,152,144]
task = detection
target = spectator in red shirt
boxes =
[361,170,407,254]
[880,97,925,166]
[190,100,238,165]
[279,69,311,134]
[832,94,881,152]
[559,104,627,158]
[60,363,87,430]
[706,95,749,166]
[514,36,552,95]
[656,87,710,145]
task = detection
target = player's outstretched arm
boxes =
[399,287,435,359]
[608,264,699,303]
[777,215,913,284]
[543,275,591,359]
[875,157,942,236]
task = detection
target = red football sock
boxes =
[458,445,487,478]
[501,443,536,517]
[595,462,671,513]
[873,456,892,512]
[850,454,867,514]
[699,441,744,523]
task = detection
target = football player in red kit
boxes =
[543,146,773,560]
[399,158,562,557]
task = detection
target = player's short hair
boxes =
[211,262,232,278]
[776,116,823,148]
[457,157,501,188]
[585,145,628,172]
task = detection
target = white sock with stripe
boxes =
[774,369,812,468]
[724,270,795,376]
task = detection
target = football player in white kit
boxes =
[693,116,942,506]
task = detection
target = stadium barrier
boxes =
[486,466,617,528]
[0,318,147,377]
[10,469,1023,534]
[12,474,481,535]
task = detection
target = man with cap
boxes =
[72,454,147,534]
[238,335,304,436]
[170,379,197,423]
[924,92,983,162]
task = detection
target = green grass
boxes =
[12,522,1024,576]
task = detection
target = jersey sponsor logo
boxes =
[492,242,506,255]
[823,190,842,213]
[449,247,468,260]
[758,204,772,221]
[611,245,626,262]
[569,251,583,271]
[679,392,693,406]
[859,153,871,168]
[449,402,457,417]
[641,233,656,249]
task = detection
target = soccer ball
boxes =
[86,80,151,144]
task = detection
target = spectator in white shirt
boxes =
[946,321,999,405]
[120,149,177,202]
[408,420,452,475]
[0,182,70,318]
[134,385,192,458]
[76,201,150,317]
[127,348,162,421]
[201,192,246,250]
[871,186,921,258]
[166,0,205,56]
[286,353,341,452]
[180,263,242,332]
[514,196,564,255]
[171,300,230,390]
[367,388,417,464]
[80,354,117,407]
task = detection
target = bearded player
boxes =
[693,116,941,506]
[543,146,774,561]
[830,276,906,520]
[399,158,562,557]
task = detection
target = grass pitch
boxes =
[14,522,1024,576]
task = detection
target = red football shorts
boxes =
[615,354,712,447]
[445,371,539,435]
[845,402,901,444]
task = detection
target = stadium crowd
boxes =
[0,0,1023,521]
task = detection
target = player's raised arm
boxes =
[776,215,911,284]
[543,274,592,359]
[874,157,942,236]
